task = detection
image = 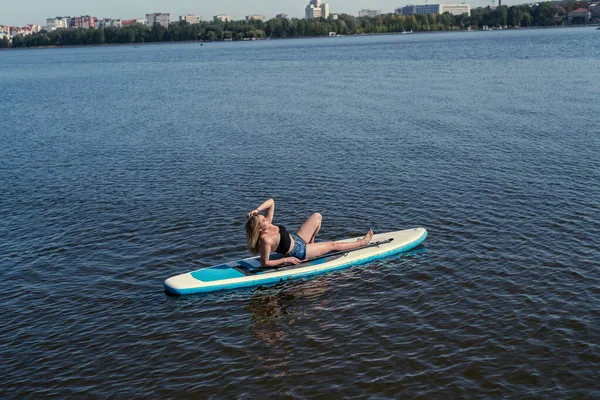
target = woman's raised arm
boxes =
[248,198,275,221]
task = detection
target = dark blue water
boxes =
[1,27,599,398]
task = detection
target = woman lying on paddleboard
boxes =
[245,198,373,267]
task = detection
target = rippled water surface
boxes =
[1,28,599,398]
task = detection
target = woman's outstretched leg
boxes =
[296,212,322,244]
[305,229,373,259]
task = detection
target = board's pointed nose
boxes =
[414,227,428,242]
[164,275,187,296]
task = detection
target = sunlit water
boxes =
[1,27,599,397]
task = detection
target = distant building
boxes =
[0,29,8,40]
[588,3,600,18]
[246,15,265,21]
[397,4,471,17]
[214,14,233,22]
[179,15,201,24]
[97,18,121,28]
[74,16,97,29]
[25,24,41,33]
[276,13,288,18]
[121,19,146,26]
[306,0,330,19]
[568,7,592,22]
[440,4,472,16]
[45,17,70,30]
[359,9,382,18]
[8,25,38,37]
[330,13,340,20]
[146,13,170,27]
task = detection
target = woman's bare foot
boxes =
[360,229,374,246]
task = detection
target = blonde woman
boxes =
[245,198,373,268]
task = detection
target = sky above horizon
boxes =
[3,0,521,26]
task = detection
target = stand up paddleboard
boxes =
[164,227,427,295]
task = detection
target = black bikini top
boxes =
[275,224,291,255]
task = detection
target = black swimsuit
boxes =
[275,225,291,255]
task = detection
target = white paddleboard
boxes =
[164,227,427,295]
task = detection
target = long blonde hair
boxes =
[245,216,261,254]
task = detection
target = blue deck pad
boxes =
[236,254,285,273]
[191,265,245,282]
[238,260,261,271]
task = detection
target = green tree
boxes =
[300,19,310,36]
[533,2,556,25]
[149,24,167,42]
[439,13,453,29]
[11,35,25,47]
[521,10,533,26]
[508,7,522,27]
[91,28,105,44]
[337,20,349,34]
[416,14,429,30]
[340,14,357,32]
[428,13,438,26]
[405,15,418,31]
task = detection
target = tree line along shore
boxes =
[1,2,595,49]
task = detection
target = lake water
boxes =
[1,27,599,398]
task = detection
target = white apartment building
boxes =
[45,17,70,30]
[146,13,170,27]
[246,15,265,21]
[214,14,232,22]
[359,9,382,18]
[398,4,471,17]
[98,18,122,28]
[440,4,472,16]
[179,15,201,24]
[27,24,41,33]
[306,0,330,19]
